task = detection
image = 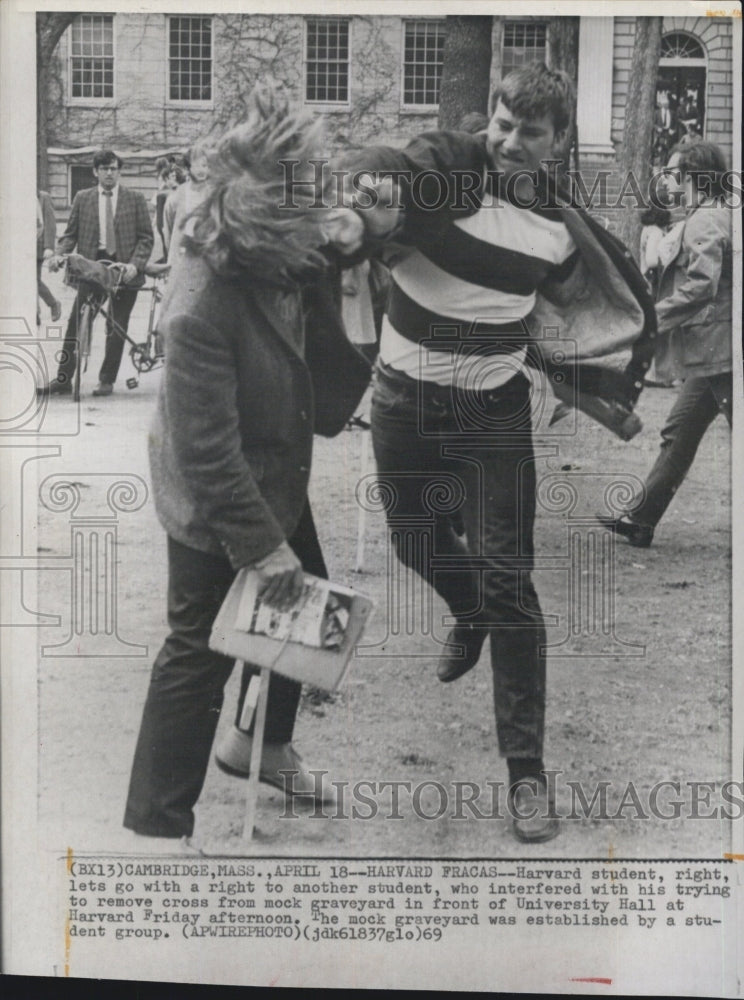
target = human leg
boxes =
[629,376,724,528]
[370,364,480,620]
[98,286,138,386]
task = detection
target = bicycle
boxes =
[54,254,171,399]
[60,253,126,403]
[125,261,170,389]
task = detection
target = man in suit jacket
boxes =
[37,190,61,323]
[40,149,153,397]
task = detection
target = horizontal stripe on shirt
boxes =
[380,318,528,389]
[387,281,530,353]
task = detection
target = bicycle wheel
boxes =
[74,300,93,403]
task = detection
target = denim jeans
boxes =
[630,372,732,527]
[123,503,326,838]
[370,361,546,758]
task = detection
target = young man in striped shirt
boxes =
[336,62,653,844]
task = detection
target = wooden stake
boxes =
[242,666,271,844]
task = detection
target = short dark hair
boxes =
[675,140,728,199]
[490,62,575,134]
[93,149,123,170]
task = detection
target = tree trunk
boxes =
[36,13,76,191]
[615,17,663,258]
[548,17,580,172]
[437,16,492,129]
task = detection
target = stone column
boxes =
[576,17,616,156]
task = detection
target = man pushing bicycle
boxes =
[39,149,153,398]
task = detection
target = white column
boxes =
[576,17,616,156]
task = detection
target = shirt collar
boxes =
[98,184,119,196]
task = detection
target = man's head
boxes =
[92,150,122,190]
[486,63,574,179]
[664,140,728,206]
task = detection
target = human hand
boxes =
[47,254,63,272]
[321,208,365,256]
[253,540,304,610]
[121,263,138,284]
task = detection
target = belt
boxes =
[375,360,526,408]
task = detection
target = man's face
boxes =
[486,100,565,179]
[95,162,120,190]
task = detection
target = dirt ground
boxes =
[33,272,733,859]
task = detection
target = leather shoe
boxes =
[596,513,654,548]
[92,382,114,397]
[436,624,487,683]
[509,780,560,843]
[37,377,71,396]
[215,727,337,806]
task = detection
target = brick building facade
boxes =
[43,13,736,219]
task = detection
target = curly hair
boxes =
[186,82,329,282]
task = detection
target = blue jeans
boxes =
[370,362,546,758]
[630,372,732,527]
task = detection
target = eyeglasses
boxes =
[98,166,120,173]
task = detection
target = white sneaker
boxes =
[215,727,337,805]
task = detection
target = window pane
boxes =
[305,18,349,101]
[168,16,212,100]
[403,19,445,105]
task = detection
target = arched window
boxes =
[660,32,705,61]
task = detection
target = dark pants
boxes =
[57,252,138,387]
[123,503,327,838]
[630,372,732,527]
[371,362,546,759]
[37,258,57,311]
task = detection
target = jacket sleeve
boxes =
[337,131,486,250]
[56,192,82,255]
[655,211,726,333]
[126,191,155,272]
[164,310,286,569]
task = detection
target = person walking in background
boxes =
[37,189,61,324]
[39,149,153,398]
[598,142,732,548]
[163,141,212,265]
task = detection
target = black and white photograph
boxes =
[1,0,742,992]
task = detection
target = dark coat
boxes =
[57,184,153,288]
[344,130,657,405]
[149,253,370,569]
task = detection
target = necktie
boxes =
[103,191,117,257]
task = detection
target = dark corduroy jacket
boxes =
[149,253,370,568]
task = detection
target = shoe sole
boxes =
[595,516,653,548]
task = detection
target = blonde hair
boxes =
[187,82,329,282]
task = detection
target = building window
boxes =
[168,16,212,102]
[501,22,547,75]
[69,14,114,100]
[402,19,445,106]
[661,32,705,60]
[305,18,349,103]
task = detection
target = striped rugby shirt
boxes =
[381,171,578,389]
